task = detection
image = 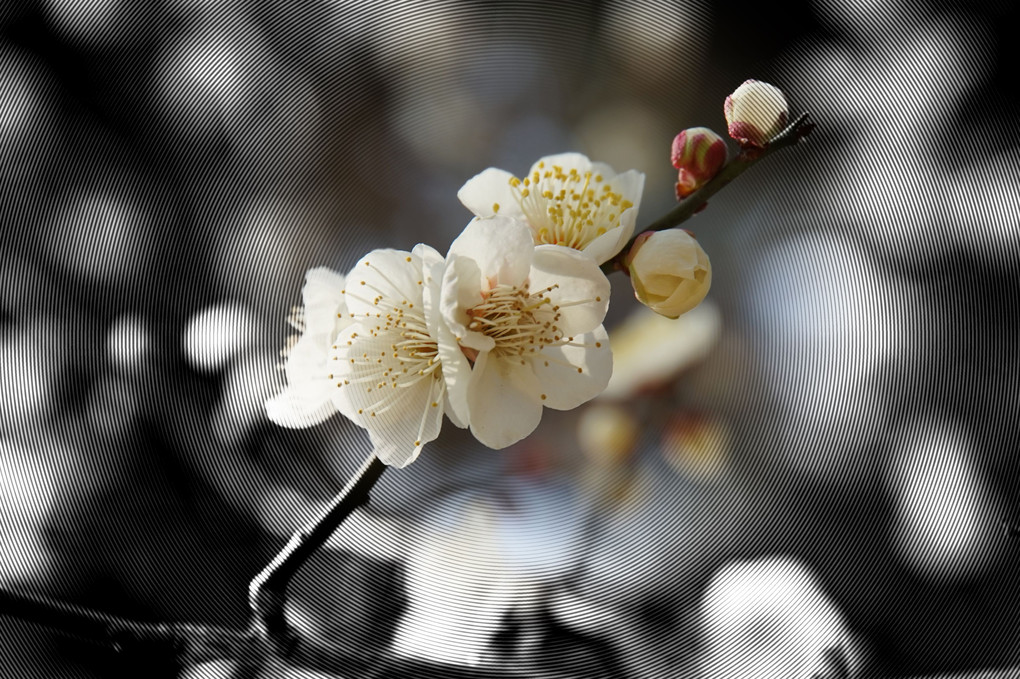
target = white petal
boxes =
[447,216,534,287]
[300,267,347,336]
[588,160,619,179]
[265,378,337,428]
[531,152,592,176]
[437,333,472,427]
[579,169,645,264]
[418,242,470,429]
[440,254,494,353]
[344,248,423,318]
[456,168,523,220]
[579,230,625,266]
[609,168,646,205]
[330,326,444,468]
[468,352,543,449]
[282,331,329,386]
[370,380,444,468]
[530,245,611,336]
[443,388,467,429]
[533,326,612,410]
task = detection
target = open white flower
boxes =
[457,152,645,265]
[265,267,352,428]
[329,245,458,468]
[441,216,612,449]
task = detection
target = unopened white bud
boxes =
[625,229,711,319]
[723,79,789,149]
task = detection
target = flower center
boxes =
[466,282,562,359]
[392,313,441,380]
[507,161,633,250]
[334,261,444,401]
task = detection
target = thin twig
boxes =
[248,451,387,649]
[601,112,815,275]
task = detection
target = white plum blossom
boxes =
[456,152,645,265]
[440,216,612,449]
[329,245,460,468]
[265,267,352,428]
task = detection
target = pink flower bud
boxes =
[723,79,789,149]
[625,229,711,319]
[671,127,728,200]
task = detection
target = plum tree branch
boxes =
[247,452,387,649]
[601,112,815,275]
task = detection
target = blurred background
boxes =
[2,0,1019,677]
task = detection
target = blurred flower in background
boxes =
[697,555,865,679]
[744,231,901,481]
[889,421,1003,584]
[1,440,56,584]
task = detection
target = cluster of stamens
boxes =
[466,282,563,361]
[332,260,442,434]
[505,161,634,249]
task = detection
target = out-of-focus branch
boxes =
[601,112,815,275]
[247,452,387,650]
[0,586,542,677]
[4,584,1017,679]
[899,669,1020,679]
[0,588,260,667]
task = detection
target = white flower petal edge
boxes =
[419,243,470,430]
[457,153,645,265]
[579,168,644,265]
[455,168,522,221]
[441,216,613,449]
[266,267,351,428]
[329,247,448,468]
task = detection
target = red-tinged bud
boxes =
[723,79,789,149]
[671,127,728,200]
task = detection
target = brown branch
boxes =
[601,112,815,275]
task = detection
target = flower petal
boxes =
[300,267,347,336]
[442,217,534,353]
[440,253,494,353]
[344,248,423,318]
[533,326,612,410]
[265,378,336,428]
[530,245,611,337]
[579,227,630,267]
[530,152,592,176]
[330,325,444,468]
[418,242,470,430]
[578,169,645,264]
[447,216,534,287]
[457,168,523,220]
[468,352,543,449]
[370,379,444,468]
